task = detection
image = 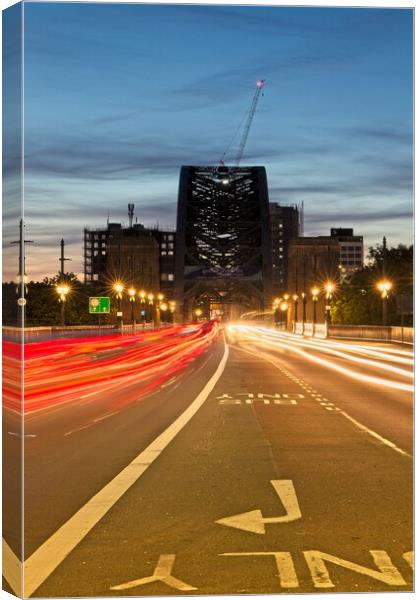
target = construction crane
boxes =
[219,79,266,168]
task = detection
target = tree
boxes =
[331,244,413,326]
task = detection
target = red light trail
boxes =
[3,322,220,414]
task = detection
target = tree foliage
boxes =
[2,274,112,327]
[331,244,413,326]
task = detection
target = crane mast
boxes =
[235,79,265,166]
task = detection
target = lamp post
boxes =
[272,298,280,325]
[160,302,168,324]
[139,290,146,327]
[377,280,392,326]
[147,293,154,327]
[280,300,289,330]
[324,281,335,326]
[128,287,136,327]
[292,294,298,326]
[56,283,70,326]
[156,293,164,328]
[194,308,203,322]
[311,286,320,325]
[301,292,307,324]
[113,282,124,329]
[169,301,176,324]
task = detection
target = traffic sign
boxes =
[89,297,110,314]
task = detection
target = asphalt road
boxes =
[3,323,413,596]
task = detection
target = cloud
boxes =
[172,53,354,108]
[306,207,412,225]
[345,126,412,144]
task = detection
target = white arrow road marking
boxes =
[216,479,301,534]
[110,554,197,591]
[2,342,229,597]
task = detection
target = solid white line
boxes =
[18,341,229,597]
[340,411,411,458]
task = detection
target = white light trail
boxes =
[227,325,413,393]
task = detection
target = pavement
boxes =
[2,323,413,596]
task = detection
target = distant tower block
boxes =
[128,203,135,229]
[175,166,273,321]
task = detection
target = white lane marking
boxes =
[2,540,22,596]
[7,431,37,438]
[221,551,299,588]
[232,344,412,459]
[110,554,197,591]
[340,411,411,458]
[216,480,301,534]
[403,551,414,570]
[303,549,407,588]
[2,342,229,598]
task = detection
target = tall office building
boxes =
[330,228,364,280]
[83,206,176,297]
[269,202,301,293]
[175,166,273,320]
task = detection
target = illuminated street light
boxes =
[377,279,393,325]
[56,283,70,326]
[280,301,288,312]
[113,282,124,329]
[128,287,136,327]
[301,292,307,323]
[147,293,154,304]
[157,292,164,302]
[113,282,124,298]
[311,286,320,325]
[324,281,335,326]
[292,294,299,325]
[194,308,203,321]
[325,282,335,298]
[377,279,392,298]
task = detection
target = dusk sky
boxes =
[12,2,414,280]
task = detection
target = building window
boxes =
[161,273,168,281]
[168,273,174,281]
[168,250,174,256]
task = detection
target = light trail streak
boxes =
[267,330,414,366]
[250,327,413,379]
[227,325,413,393]
[2,322,221,414]
[232,343,412,459]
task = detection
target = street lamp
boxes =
[311,286,320,325]
[147,293,154,326]
[139,290,147,327]
[377,279,392,326]
[169,300,176,324]
[56,283,70,326]
[292,294,299,325]
[301,292,307,323]
[194,308,203,321]
[324,281,335,326]
[113,282,124,329]
[280,300,289,330]
[128,287,136,327]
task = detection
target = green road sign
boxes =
[89,296,110,314]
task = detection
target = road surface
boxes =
[2,323,413,596]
